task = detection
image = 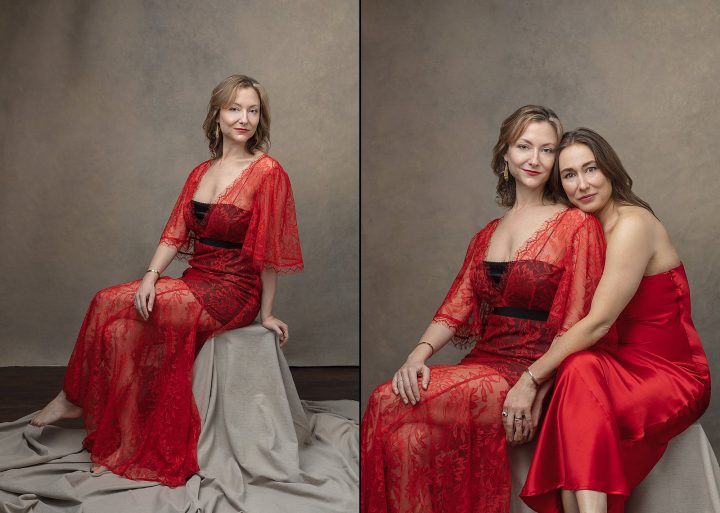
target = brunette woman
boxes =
[519,128,710,513]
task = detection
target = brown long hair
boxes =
[202,74,271,158]
[491,105,564,207]
[550,128,655,214]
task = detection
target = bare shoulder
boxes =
[613,206,659,238]
[617,206,680,273]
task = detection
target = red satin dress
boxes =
[63,154,303,486]
[521,264,711,513]
[362,209,608,513]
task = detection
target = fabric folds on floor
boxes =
[0,324,358,513]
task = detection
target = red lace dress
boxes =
[361,208,608,513]
[521,264,711,513]
[63,154,303,486]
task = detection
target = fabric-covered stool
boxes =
[508,422,720,513]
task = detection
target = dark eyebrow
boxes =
[560,160,596,173]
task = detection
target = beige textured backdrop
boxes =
[0,1,358,366]
[362,0,720,451]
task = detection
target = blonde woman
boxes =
[30,74,303,486]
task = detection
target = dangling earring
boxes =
[503,161,509,181]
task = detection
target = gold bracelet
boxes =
[525,368,540,387]
[416,341,434,357]
[146,269,161,277]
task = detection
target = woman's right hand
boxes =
[392,357,430,406]
[134,273,158,321]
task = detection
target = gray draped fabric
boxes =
[0,325,358,512]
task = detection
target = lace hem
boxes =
[431,316,478,350]
[159,237,194,262]
[265,261,305,274]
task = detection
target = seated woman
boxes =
[362,106,611,513]
[28,74,303,486]
[519,128,711,513]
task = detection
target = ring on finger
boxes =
[501,411,508,417]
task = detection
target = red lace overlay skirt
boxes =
[63,267,261,486]
[361,315,552,513]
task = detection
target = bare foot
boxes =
[91,463,109,475]
[30,390,82,427]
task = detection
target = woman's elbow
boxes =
[589,320,613,342]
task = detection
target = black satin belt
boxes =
[492,306,549,321]
[198,237,243,249]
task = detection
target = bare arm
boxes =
[502,214,655,444]
[134,243,180,320]
[391,322,455,405]
[148,243,180,275]
[528,214,654,381]
[260,269,278,320]
[393,232,482,405]
[260,269,290,346]
[403,323,455,364]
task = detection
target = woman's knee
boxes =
[367,381,398,411]
[91,283,134,311]
[92,286,115,308]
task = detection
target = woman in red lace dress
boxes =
[520,128,710,513]
[28,74,303,486]
[361,106,609,513]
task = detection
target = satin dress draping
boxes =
[362,209,611,513]
[63,154,303,486]
[521,264,711,513]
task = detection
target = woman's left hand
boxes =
[502,372,538,446]
[262,316,289,347]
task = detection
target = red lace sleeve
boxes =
[431,230,486,341]
[159,164,206,252]
[242,161,304,273]
[546,213,607,337]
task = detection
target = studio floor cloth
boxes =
[0,325,359,513]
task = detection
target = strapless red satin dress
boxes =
[521,264,711,513]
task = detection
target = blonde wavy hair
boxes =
[491,105,564,207]
[202,74,271,158]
